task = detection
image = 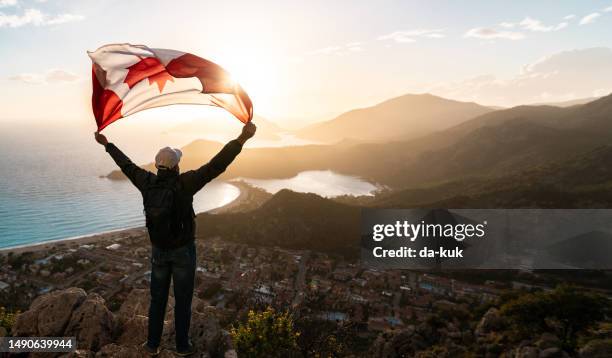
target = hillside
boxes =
[532,97,599,107]
[196,189,361,257]
[375,145,612,209]
[547,231,612,269]
[296,93,493,143]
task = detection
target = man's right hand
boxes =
[94,131,109,146]
[236,122,256,145]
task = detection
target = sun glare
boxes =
[213,45,282,117]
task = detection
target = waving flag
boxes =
[88,43,253,131]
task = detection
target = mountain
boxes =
[197,189,361,257]
[296,93,494,143]
[531,97,599,107]
[107,93,612,192]
[547,231,612,269]
[375,145,612,209]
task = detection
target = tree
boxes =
[230,307,299,357]
[501,285,610,350]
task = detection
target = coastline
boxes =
[0,181,254,256]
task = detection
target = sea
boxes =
[0,121,376,249]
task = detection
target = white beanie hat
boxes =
[155,147,182,170]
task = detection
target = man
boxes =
[94,122,256,356]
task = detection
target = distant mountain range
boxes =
[295,93,494,143]
[107,92,612,193]
[531,97,600,107]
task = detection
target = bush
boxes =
[230,307,299,358]
[0,307,19,334]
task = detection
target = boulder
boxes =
[579,339,612,358]
[536,333,561,350]
[59,350,94,358]
[13,287,87,337]
[475,308,503,336]
[65,293,116,351]
[539,347,569,358]
[515,346,539,358]
[117,314,148,346]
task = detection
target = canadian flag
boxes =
[88,43,253,131]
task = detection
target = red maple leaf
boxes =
[124,57,174,92]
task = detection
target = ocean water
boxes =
[0,123,238,249]
[0,122,377,249]
[241,170,378,197]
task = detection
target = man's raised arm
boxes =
[94,132,151,192]
[183,122,256,195]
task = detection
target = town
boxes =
[0,229,570,336]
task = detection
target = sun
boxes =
[212,46,282,117]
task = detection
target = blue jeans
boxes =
[147,241,196,351]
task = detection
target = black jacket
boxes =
[105,140,243,249]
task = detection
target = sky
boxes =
[1,0,612,129]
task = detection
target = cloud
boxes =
[563,14,576,20]
[9,69,80,84]
[0,0,17,8]
[518,17,567,32]
[464,27,524,40]
[378,29,445,43]
[427,47,612,106]
[0,8,84,28]
[604,6,612,13]
[580,12,600,25]
[498,17,568,33]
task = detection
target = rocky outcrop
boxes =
[64,293,116,351]
[14,287,232,357]
[579,339,612,358]
[13,287,87,337]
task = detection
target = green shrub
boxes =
[230,307,299,358]
[0,307,19,334]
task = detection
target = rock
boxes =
[475,308,503,336]
[172,306,222,353]
[65,293,115,351]
[13,287,87,337]
[117,314,148,346]
[515,346,539,358]
[536,333,561,350]
[117,288,149,320]
[539,347,569,358]
[117,288,175,324]
[95,343,143,358]
[59,350,94,358]
[579,339,612,358]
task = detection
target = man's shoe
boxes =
[176,341,196,356]
[141,342,161,356]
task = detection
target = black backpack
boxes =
[143,177,187,247]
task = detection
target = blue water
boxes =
[0,122,377,250]
[241,170,378,198]
[0,122,239,249]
